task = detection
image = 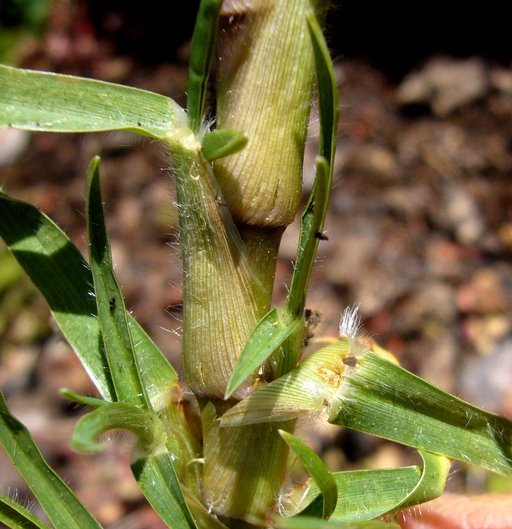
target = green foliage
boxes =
[0,64,187,137]
[0,0,50,64]
[86,157,150,408]
[280,430,338,519]
[0,1,511,528]
[0,393,104,529]
[0,495,53,529]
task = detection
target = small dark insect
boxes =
[109,297,116,313]
[343,356,358,367]
[314,231,329,241]
[304,308,322,345]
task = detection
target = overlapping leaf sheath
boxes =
[169,134,261,398]
[216,0,327,228]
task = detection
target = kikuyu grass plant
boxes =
[0,1,512,528]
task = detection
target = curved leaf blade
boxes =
[60,388,107,408]
[71,402,161,454]
[225,308,301,399]
[279,430,337,519]
[0,64,187,138]
[300,453,448,522]
[334,352,512,476]
[0,392,104,529]
[299,466,422,522]
[395,451,450,510]
[0,496,53,529]
[70,402,197,529]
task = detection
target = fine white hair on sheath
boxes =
[339,304,361,340]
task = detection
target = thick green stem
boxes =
[237,225,283,309]
[171,0,329,522]
[187,0,329,521]
[168,132,263,399]
[201,401,293,521]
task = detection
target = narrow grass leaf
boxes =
[279,430,337,519]
[394,451,450,510]
[0,496,53,529]
[187,0,223,130]
[333,351,512,476]
[71,402,162,454]
[71,404,197,529]
[299,466,422,522]
[201,129,248,161]
[0,189,115,400]
[128,320,179,410]
[284,10,338,322]
[286,157,330,320]
[0,64,187,138]
[225,308,301,399]
[301,452,447,521]
[86,156,148,408]
[0,189,178,407]
[60,388,107,408]
[306,11,338,166]
[132,452,197,529]
[0,392,104,529]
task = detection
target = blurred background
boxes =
[1,1,512,527]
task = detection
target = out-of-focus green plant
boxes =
[0,0,51,64]
[1,1,512,528]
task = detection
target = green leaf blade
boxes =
[201,128,248,161]
[300,467,422,522]
[300,452,448,522]
[0,188,178,407]
[0,64,187,138]
[283,9,338,336]
[395,451,450,511]
[0,392,104,529]
[334,352,512,476]
[286,156,330,320]
[132,453,198,529]
[225,308,301,399]
[306,11,339,167]
[0,496,53,529]
[220,341,349,426]
[86,157,148,408]
[187,0,223,130]
[0,189,115,400]
[129,319,179,410]
[279,430,337,519]
[71,402,161,454]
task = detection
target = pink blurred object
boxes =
[398,492,512,529]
